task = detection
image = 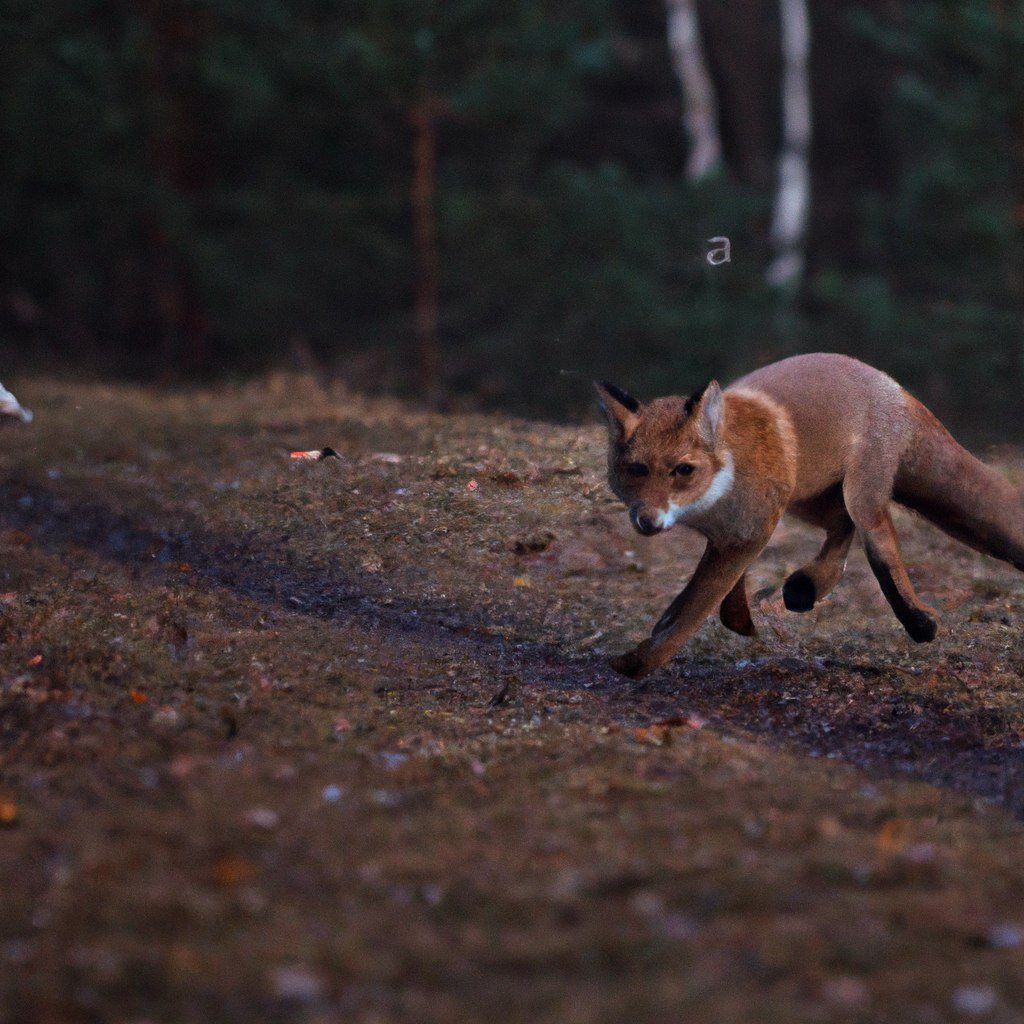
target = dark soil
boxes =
[3,374,1024,1023]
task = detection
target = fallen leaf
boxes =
[631,713,706,746]
[290,447,339,461]
[0,799,18,827]
[211,853,257,886]
[875,818,910,857]
[633,723,672,746]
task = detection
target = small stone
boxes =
[322,784,343,803]
[902,842,936,864]
[4,940,33,964]
[169,755,195,779]
[629,890,664,918]
[270,964,326,1003]
[821,976,870,1009]
[150,705,180,727]
[244,807,280,830]
[988,923,1022,949]
[660,913,701,940]
[953,985,996,1016]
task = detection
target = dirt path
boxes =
[3,376,1024,1023]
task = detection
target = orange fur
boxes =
[596,353,1024,679]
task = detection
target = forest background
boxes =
[0,0,1021,441]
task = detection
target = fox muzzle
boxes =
[629,503,663,537]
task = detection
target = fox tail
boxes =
[896,397,1024,573]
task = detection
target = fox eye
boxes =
[672,462,695,477]
[625,461,649,477]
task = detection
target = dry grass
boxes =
[2,374,1024,1023]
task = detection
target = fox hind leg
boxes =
[860,510,938,642]
[719,572,756,636]
[783,508,855,613]
[844,454,938,642]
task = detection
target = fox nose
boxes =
[629,504,662,536]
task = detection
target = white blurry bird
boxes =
[0,381,32,423]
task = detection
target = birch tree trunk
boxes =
[665,0,721,181]
[766,0,811,287]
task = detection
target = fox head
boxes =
[595,379,733,536]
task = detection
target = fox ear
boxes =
[594,381,641,441]
[689,380,724,447]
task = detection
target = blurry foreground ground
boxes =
[2,375,1024,1023]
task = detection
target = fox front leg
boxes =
[610,541,766,679]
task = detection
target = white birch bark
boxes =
[766,0,811,287]
[665,0,722,181]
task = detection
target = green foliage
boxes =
[0,0,626,379]
[879,3,1018,301]
[0,0,1021,437]
[442,163,777,410]
[808,0,1024,439]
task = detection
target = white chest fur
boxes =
[656,451,735,529]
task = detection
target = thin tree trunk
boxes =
[410,99,443,406]
[665,0,721,180]
[134,0,211,376]
[766,0,811,287]
[995,0,1024,377]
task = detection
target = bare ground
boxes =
[2,374,1024,1024]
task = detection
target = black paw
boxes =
[609,650,647,679]
[783,571,817,613]
[904,610,938,643]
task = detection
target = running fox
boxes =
[596,353,1024,679]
